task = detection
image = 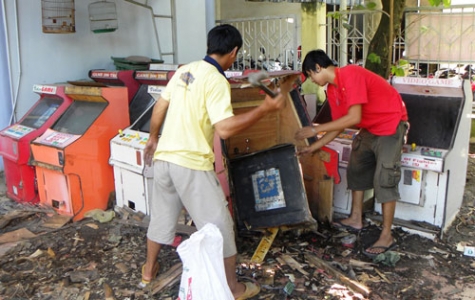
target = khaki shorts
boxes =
[147,160,237,257]
[347,121,409,203]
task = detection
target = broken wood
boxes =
[0,227,36,244]
[151,262,183,295]
[317,178,334,223]
[41,214,72,229]
[304,253,371,297]
[374,268,391,284]
[251,227,279,263]
[349,259,376,271]
[280,254,309,276]
[0,211,35,229]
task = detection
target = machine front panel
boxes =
[40,169,72,215]
[399,167,425,205]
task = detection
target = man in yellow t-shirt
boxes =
[142,24,299,299]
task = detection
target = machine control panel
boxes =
[401,144,446,172]
[109,128,152,175]
[420,147,444,158]
[116,129,149,146]
[1,124,35,139]
[34,129,80,148]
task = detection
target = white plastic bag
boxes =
[176,223,234,300]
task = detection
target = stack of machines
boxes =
[375,77,473,236]
[30,85,129,221]
[108,66,178,215]
[0,84,73,203]
[224,72,339,230]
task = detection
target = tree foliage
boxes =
[365,0,451,78]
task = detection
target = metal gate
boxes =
[216,15,299,71]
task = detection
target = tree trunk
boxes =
[364,0,406,78]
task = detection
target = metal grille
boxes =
[326,6,381,67]
[216,16,299,71]
[326,4,475,77]
[405,5,475,77]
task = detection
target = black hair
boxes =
[206,24,243,56]
[302,49,335,78]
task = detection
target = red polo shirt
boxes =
[327,65,408,136]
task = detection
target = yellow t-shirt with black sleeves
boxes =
[153,60,234,171]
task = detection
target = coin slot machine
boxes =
[109,67,178,215]
[0,84,73,203]
[30,85,129,221]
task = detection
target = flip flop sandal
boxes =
[332,219,363,233]
[236,281,260,300]
[362,242,398,259]
[139,263,159,287]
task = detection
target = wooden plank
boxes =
[41,214,72,229]
[305,253,371,297]
[251,227,279,263]
[0,228,36,244]
[317,179,334,224]
[151,262,183,295]
[0,211,35,229]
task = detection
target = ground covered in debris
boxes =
[1,157,475,300]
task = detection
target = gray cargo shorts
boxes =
[347,121,409,203]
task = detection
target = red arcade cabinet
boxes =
[0,84,73,203]
[30,85,129,221]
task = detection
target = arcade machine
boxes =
[374,77,473,237]
[30,85,129,221]
[0,84,73,203]
[225,71,340,230]
[109,68,177,215]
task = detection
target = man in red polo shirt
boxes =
[295,49,408,258]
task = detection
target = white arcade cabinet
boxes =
[109,68,177,215]
[375,77,473,236]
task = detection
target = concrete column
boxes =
[300,2,327,105]
[0,3,13,171]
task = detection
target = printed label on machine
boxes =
[41,131,79,147]
[401,154,444,172]
[148,85,165,95]
[2,124,35,139]
[33,84,57,95]
[252,168,286,212]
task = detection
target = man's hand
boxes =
[296,142,321,156]
[262,74,301,112]
[295,125,317,140]
[278,74,301,95]
[144,138,158,166]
